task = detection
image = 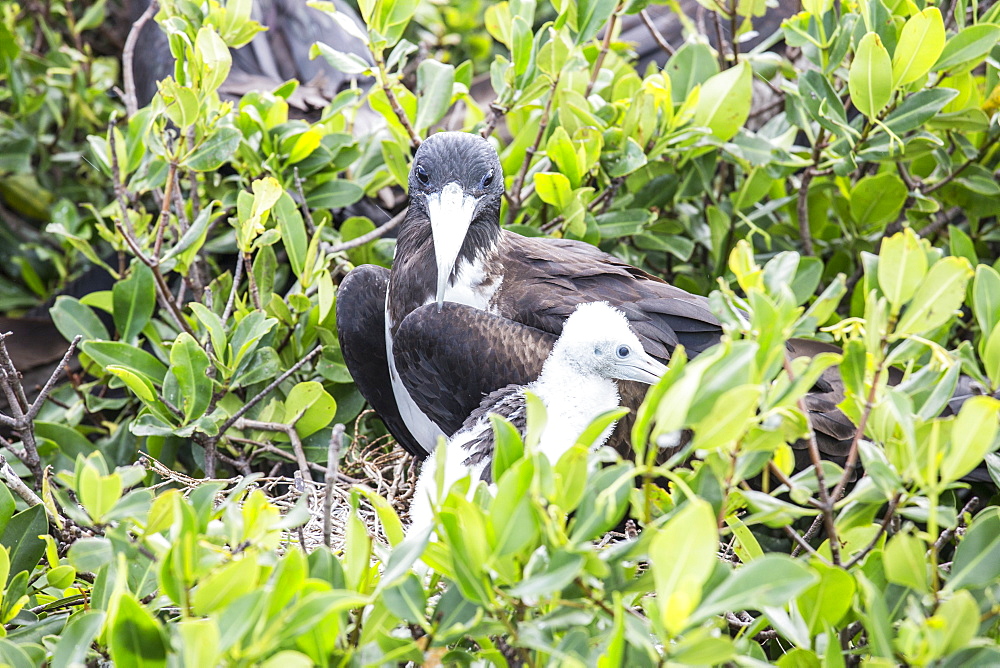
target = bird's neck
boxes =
[529,368,620,464]
[388,213,504,330]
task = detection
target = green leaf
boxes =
[382,572,428,625]
[109,593,168,668]
[796,562,855,635]
[651,500,719,634]
[285,381,336,439]
[52,610,106,668]
[947,507,1000,591]
[415,60,455,131]
[973,265,1000,335]
[78,461,122,524]
[507,551,585,598]
[934,24,1000,74]
[884,532,929,592]
[942,396,1000,483]
[306,179,364,210]
[490,415,525,485]
[692,61,752,141]
[0,505,47,584]
[310,42,371,74]
[195,26,232,93]
[81,341,168,383]
[192,557,260,615]
[274,193,308,279]
[534,172,573,209]
[891,8,945,86]
[849,32,893,119]
[877,228,927,307]
[185,127,241,172]
[666,42,719,104]
[603,137,647,178]
[169,333,212,422]
[895,256,974,336]
[850,173,907,228]
[692,555,817,623]
[50,296,109,342]
[546,126,582,187]
[575,0,617,44]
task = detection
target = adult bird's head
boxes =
[408,132,505,310]
[553,302,668,385]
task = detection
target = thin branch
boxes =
[784,357,841,565]
[586,5,621,97]
[122,0,158,117]
[232,419,312,483]
[639,9,675,56]
[932,496,980,553]
[830,354,886,503]
[373,50,420,148]
[222,254,244,324]
[26,336,81,421]
[796,130,827,257]
[324,424,345,549]
[0,456,67,525]
[213,346,323,442]
[507,81,558,225]
[845,493,901,569]
[321,207,406,255]
[923,133,1000,195]
[292,167,316,235]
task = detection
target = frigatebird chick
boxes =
[408,302,665,533]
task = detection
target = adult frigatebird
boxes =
[337,131,721,457]
[408,301,665,532]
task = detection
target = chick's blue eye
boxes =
[415,165,429,185]
[481,170,494,188]
[616,345,630,358]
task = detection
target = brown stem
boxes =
[373,50,420,148]
[924,133,1000,195]
[796,130,827,257]
[506,82,558,225]
[639,9,675,56]
[844,493,901,568]
[153,160,178,260]
[784,357,841,565]
[232,419,312,483]
[322,208,406,255]
[122,0,158,118]
[324,424,345,548]
[243,252,261,310]
[830,353,886,503]
[585,6,621,97]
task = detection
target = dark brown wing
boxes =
[498,234,722,360]
[393,303,556,436]
[336,265,425,457]
[460,385,527,484]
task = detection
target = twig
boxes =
[325,424,345,549]
[830,354,886,503]
[232,419,312,483]
[108,122,197,338]
[122,0,158,117]
[213,346,323,443]
[222,254,244,323]
[796,130,827,257]
[932,496,980,553]
[292,167,316,234]
[784,357,841,565]
[844,493,901,568]
[726,612,779,641]
[153,160,178,260]
[321,208,406,255]
[923,133,1000,195]
[506,81,558,225]
[373,50,420,148]
[586,4,622,97]
[791,514,825,558]
[639,9,675,56]
[0,456,67,525]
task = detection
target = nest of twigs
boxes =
[141,410,419,553]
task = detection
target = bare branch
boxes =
[233,419,312,483]
[325,423,345,548]
[639,10,675,56]
[122,0,159,118]
[322,208,406,255]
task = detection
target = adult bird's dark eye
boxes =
[416,165,429,185]
[616,345,630,358]
[482,170,494,189]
